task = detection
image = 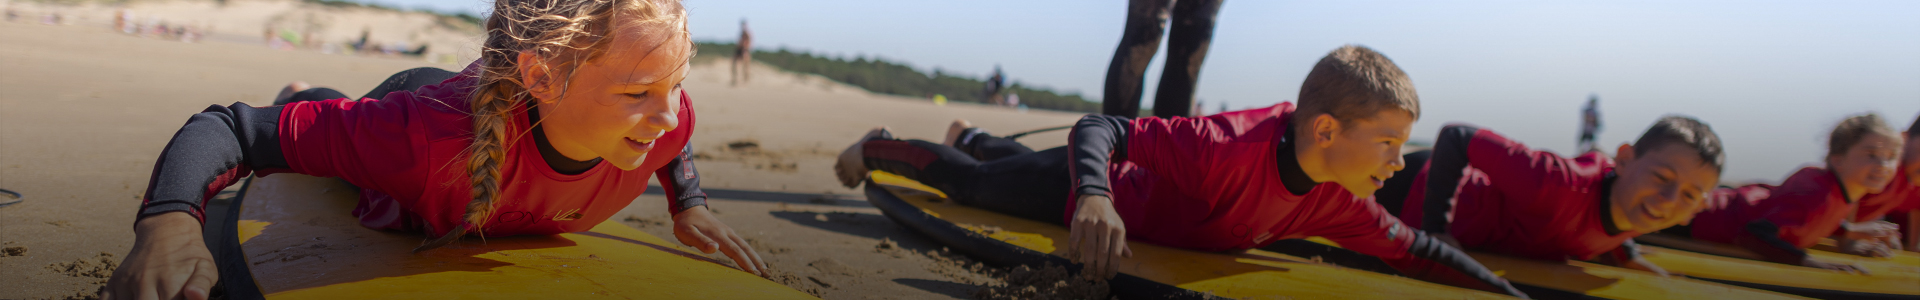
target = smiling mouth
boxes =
[625,137,655,152]
[1640,202,1668,220]
[1369,175,1385,188]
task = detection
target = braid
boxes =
[414,0,687,253]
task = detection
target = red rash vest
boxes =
[1400,126,1638,262]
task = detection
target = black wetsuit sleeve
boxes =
[1743,220,1810,263]
[655,144,708,214]
[1422,124,1480,234]
[1406,230,1530,298]
[137,103,288,224]
[1067,114,1133,198]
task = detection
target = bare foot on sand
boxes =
[942,119,974,147]
[274,81,311,105]
[835,127,892,188]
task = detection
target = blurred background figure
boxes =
[985,65,1006,106]
[1101,0,1224,118]
[733,19,753,85]
[1579,94,1603,154]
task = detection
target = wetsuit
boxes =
[1403,125,1648,264]
[1101,0,1223,118]
[136,62,708,238]
[1687,168,1857,264]
[861,104,1525,297]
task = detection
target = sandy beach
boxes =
[0,17,1084,299]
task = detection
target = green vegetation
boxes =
[696,42,1102,113]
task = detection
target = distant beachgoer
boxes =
[985,65,1006,105]
[1579,94,1602,153]
[732,19,752,85]
[1100,0,1224,118]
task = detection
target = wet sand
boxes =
[0,20,1084,299]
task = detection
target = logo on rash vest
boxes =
[1387,223,1401,241]
[551,208,583,221]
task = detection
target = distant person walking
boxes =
[733,19,753,85]
[1578,94,1602,153]
[1101,0,1224,118]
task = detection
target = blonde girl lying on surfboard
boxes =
[106,0,767,299]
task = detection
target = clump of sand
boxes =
[3,246,25,256]
[971,263,1112,300]
[45,252,118,285]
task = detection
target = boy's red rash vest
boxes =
[1066,103,1419,256]
[1689,167,1853,251]
[1398,129,1638,262]
[272,63,695,237]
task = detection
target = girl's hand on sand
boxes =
[1800,257,1870,275]
[672,206,767,276]
[1066,194,1132,281]
[105,212,218,300]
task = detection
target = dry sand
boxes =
[0,17,1088,299]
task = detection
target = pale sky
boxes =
[364,0,1918,184]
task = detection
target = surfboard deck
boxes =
[214,174,816,300]
[1264,237,1810,300]
[1634,234,1920,299]
[866,171,1516,300]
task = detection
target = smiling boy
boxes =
[1396,116,1726,276]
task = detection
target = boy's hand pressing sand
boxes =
[105,212,218,300]
[1067,194,1132,281]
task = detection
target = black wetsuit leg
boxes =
[862,139,1071,225]
[1374,150,1431,218]
[273,67,457,106]
[359,67,459,100]
[955,131,1038,161]
[1150,0,1223,118]
[1100,0,1173,117]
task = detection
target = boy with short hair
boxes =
[1395,115,1727,276]
[835,45,1526,297]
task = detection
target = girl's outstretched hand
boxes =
[672,206,767,276]
[105,212,219,300]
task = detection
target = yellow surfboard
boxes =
[1273,237,1810,300]
[1634,234,1920,299]
[866,171,1514,299]
[217,174,816,300]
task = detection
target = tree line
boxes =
[697,42,1102,113]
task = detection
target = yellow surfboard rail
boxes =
[227,174,818,300]
[868,171,1516,299]
[1633,234,1920,299]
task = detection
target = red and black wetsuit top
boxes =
[136,62,709,238]
[1067,104,1524,296]
[1403,124,1641,263]
[1689,167,1854,263]
[1855,163,1919,222]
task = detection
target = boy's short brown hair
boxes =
[1294,45,1420,129]
[1633,115,1725,173]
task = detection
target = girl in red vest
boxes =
[105,1,765,299]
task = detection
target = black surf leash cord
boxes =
[1002,125,1073,141]
[0,188,20,208]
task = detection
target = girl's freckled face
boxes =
[538,17,690,171]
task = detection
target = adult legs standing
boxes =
[1151,0,1223,118]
